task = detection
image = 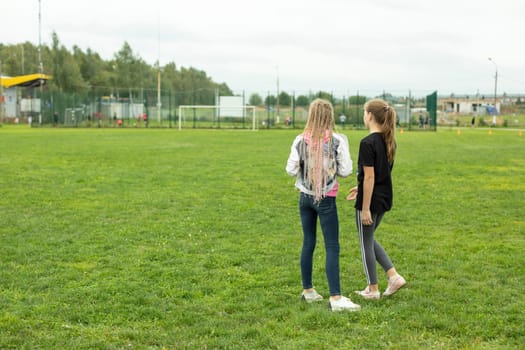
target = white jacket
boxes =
[286,132,352,196]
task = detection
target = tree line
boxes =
[1,32,374,110]
[0,32,232,106]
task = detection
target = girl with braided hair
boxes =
[347,99,406,299]
[286,98,360,312]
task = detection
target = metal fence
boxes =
[0,88,366,129]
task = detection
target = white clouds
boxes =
[1,0,524,97]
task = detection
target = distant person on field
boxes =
[286,98,360,312]
[471,116,476,128]
[347,99,406,300]
[339,114,346,128]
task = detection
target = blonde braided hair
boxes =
[302,98,336,202]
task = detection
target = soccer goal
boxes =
[177,105,257,130]
[178,96,257,130]
[64,107,86,126]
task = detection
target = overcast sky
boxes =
[2,0,524,97]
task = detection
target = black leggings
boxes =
[355,209,394,285]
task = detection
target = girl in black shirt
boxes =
[347,99,406,299]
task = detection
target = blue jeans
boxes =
[299,193,341,296]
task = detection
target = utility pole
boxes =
[355,90,359,127]
[276,65,279,121]
[157,63,161,124]
[488,57,498,109]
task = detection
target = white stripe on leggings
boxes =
[356,210,371,285]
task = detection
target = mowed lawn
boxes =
[0,126,523,349]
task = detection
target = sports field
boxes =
[0,126,523,349]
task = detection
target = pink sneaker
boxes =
[354,287,380,300]
[383,274,406,297]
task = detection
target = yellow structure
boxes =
[0,73,51,88]
[0,73,51,122]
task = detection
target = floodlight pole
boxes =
[407,89,412,126]
[276,65,279,120]
[488,57,498,108]
[157,15,161,125]
[355,90,359,127]
[38,0,43,124]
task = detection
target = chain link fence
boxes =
[6,88,369,129]
[6,86,502,130]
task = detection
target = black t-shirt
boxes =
[355,132,394,213]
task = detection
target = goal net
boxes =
[178,104,257,130]
[64,107,86,126]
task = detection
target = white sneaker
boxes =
[301,289,323,303]
[329,296,361,312]
[383,274,406,297]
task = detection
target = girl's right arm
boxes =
[285,135,302,176]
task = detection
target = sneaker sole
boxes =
[354,291,380,300]
[383,280,406,297]
[356,294,380,300]
[328,303,361,312]
[302,295,323,303]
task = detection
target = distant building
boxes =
[440,97,500,116]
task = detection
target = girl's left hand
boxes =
[361,209,373,226]
[346,186,357,201]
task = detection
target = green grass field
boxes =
[0,126,524,349]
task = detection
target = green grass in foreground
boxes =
[0,126,524,349]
